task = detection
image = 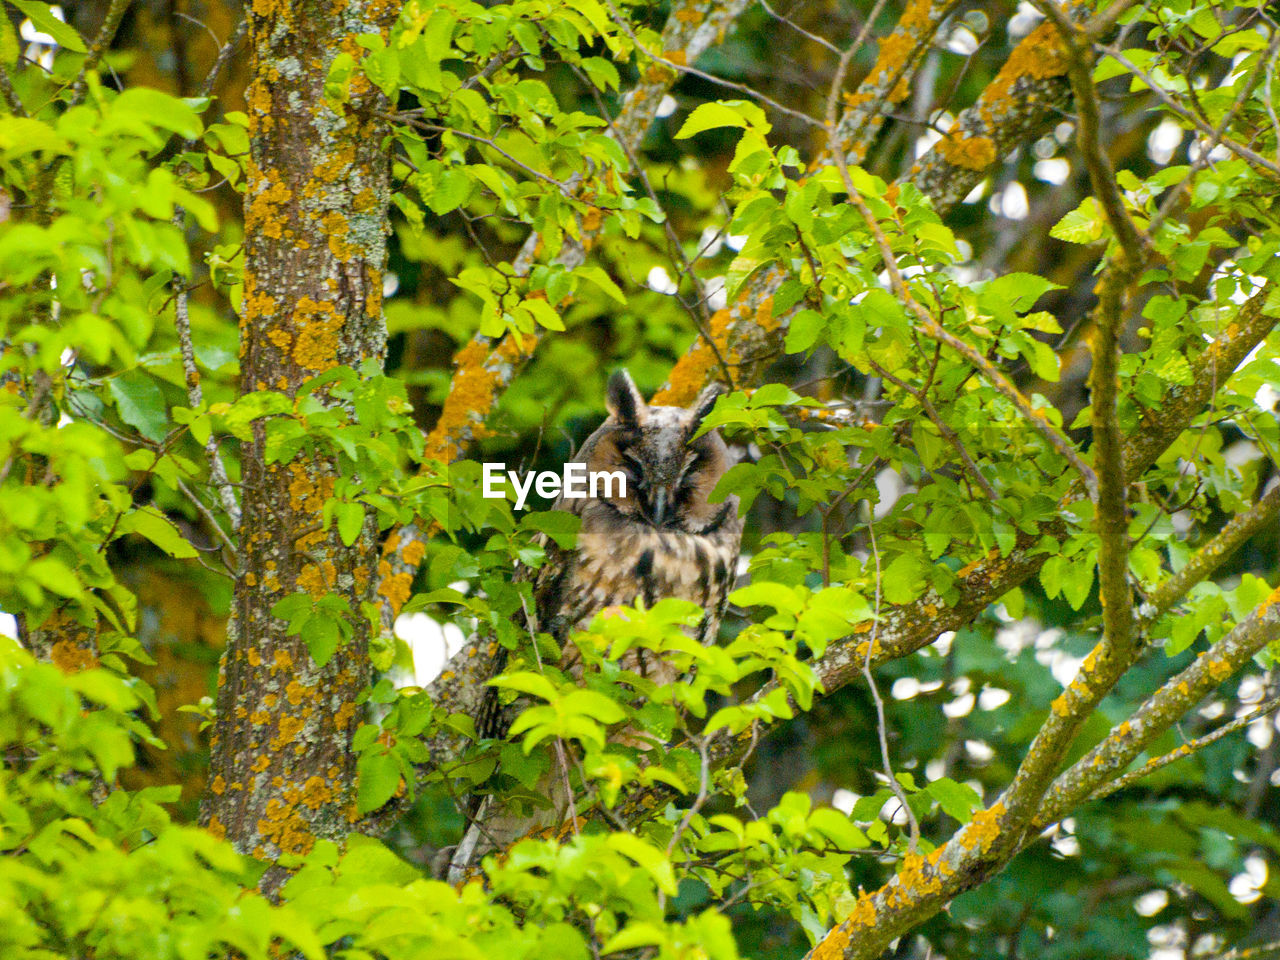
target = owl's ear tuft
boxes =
[606,369,646,424]
[687,382,725,432]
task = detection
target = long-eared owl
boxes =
[448,372,743,880]
[530,369,743,681]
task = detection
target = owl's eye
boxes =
[620,448,644,477]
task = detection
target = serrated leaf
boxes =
[357,749,400,813]
[9,1,86,52]
[117,506,199,558]
[108,370,168,442]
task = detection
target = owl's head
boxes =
[579,370,736,532]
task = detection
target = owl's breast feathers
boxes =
[534,496,743,662]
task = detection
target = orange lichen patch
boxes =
[353,564,370,592]
[246,165,292,240]
[210,775,227,795]
[402,537,426,568]
[900,0,936,32]
[664,49,687,66]
[938,133,997,172]
[298,561,336,599]
[652,308,734,407]
[313,142,356,184]
[1116,720,1132,737]
[251,754,271,774]
[300,775,334,809]
[644,62,677,85]
[377,560,413,612]
[292,295,345,372]
[1207,659,1232,681]
[251,710,271,726]
[267,328,293,352]
[980,22,1067,129]
[581,205,604,234]
[244,281,279,324]
[423,333,534,463]
[886,851,943,907]
[285,680,310,706]
[206,815,226,840]
[248,648,262,667]
[50,638,97,674]
[1050,693,1072,717]
[333,702,357,730]
[272,714,305,749]
[958,802,1005,854]
[323,211,358,262]
[674,4,703,24]
[271,649,294,675]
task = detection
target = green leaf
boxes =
[356,748,400,813]
[576,264,626,304]
[674,101,751,139]
[108,370,169,442]
[117,506,199,558]
[927,777,982,822]
[334,501,365,546]
[607,833,677,894]
[1050,197,1104,244]
[489,671,559,701]
[8,1,86,52]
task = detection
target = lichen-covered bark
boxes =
[200,0,396,894]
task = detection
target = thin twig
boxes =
[69,0,130,107]
[1098,41,1280,180]
[863,508,920,852]
[1085,694,1280,803]
[602,0,826,131]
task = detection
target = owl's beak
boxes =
[650,487,669,527]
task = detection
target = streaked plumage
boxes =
[448,372,742,880]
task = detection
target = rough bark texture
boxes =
[200,0,396,895]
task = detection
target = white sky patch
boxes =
[932,630,955,657]
[1134,889,1169,917]
[926,758,947,781]
[962,179,988,204]
[1007,1,1044,38]
[915,128,944,160]
[979,686,1011,710]
[704,275,727,311]
[872,468,903,519]
[989,181,1029,220]
[1248,716,1273,749]
[944,25,979,56]
[0,612,17,640]
[943,692,975,718]
[1147,119,1184,164]
[646,265,678,295]
[892,677,921,700]
[832,788,857,815]
[725,233,748,252]
[964,739,994,763]
[1054,121,1075,143]
[1228,855,1266,904]
[382,271,400,299]
[394,612,467,687]
[1034,158,1070,185]
[697,226,725,259]
[1188,138,1232,164]
[656,95,678,119]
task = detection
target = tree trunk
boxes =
[200,0,395,896]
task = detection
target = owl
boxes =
[447,371,743,880]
